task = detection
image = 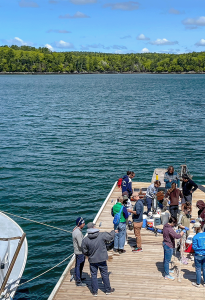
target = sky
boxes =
[0,0,205,54]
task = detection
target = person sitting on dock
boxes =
[72,217,86,287]
[127,192,144,252]
[121,171,135,198]
[146,180,161,214]
[192,221,205,287]
[165,182,183,219]
[163,216,185,280]
[181,174,198,204]
[164,166,180,191]
[111,196,129,253]
[196,200,205,231]
[82,222,115,296]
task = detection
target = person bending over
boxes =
[121,171,135,198]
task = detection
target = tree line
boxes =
[0,45,205,73]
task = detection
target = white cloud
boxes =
[59,11,90,18]
[4,37,33,46]
[53,40,74,49]
[104,1,139,11]
[149,38,178,45]
[141,48,149,53]
[70,0,97,4]
[195,39,205,46]
[137,34,150,40]
[19,0,39,7]
[47,29,71,33]
[182,16,205,26]
[45,44,53,51]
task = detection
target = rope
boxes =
[18,253,74,287]
[0,210,72,234]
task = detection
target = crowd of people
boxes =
[72,166,205,295]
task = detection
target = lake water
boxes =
[0,74,205,299]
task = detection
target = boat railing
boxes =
[0,240,10,287]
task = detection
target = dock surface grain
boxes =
[50,182,205,300]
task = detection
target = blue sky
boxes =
[0,0,205,54]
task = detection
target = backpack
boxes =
[113,205,124,226]
[117,178,123,188]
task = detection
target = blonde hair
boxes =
[117,196,124,204]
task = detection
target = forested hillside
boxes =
[0,45,205,73]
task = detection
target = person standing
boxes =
[72,217,86,287]
[128,192,144,252]
[164,166,180,191]
[163,216,185,280]
[146,180,161,214]
[121,171,135,198]
[182,174,198,204]
[166,183,183,219]
[82,222,115,296]
[111,196,129,253]
[192,221,205,287]
[196,200,205,230]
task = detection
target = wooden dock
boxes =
[48,181,205,300]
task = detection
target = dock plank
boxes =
[50,182,205,300]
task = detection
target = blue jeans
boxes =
[194,254,205,284]
[90,261,111,293]
[114,222,126,250]
[75,254,85,283]
[146,197,152,214]
[163,242,173,276]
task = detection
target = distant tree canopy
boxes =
[0,45,205,73]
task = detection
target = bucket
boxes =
[161,212,169,225]
[142,215,147,228]
[185,235,194,253]
[147,218,154,228]
[153,214,161,226]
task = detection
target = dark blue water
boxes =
[0,74,205,299]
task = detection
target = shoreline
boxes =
[0,71,205,75]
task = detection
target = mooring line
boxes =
[0,210,73,234]
[18,253,74,287]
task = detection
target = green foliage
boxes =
[0,45,205,73]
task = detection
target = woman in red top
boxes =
[166,183,183,219]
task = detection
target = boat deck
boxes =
[49,182,205,300]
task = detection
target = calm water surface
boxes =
[0,74,205,299]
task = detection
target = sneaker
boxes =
[92,292,98,296]
[106,288,115,295]
[113,248,118,253]
[192,282,200,288]
[165,275,175,280]
[132,247,143,252]
[118,249,126,254]
[76,282,87,287]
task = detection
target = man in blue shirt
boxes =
[128,192,144,252]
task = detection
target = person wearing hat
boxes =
[196,200,205,231]
[182,174,198,204]
[82,222,115,296]
[72,217,86,287]
[192,221,205,287]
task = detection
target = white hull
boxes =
[0,212,28,299]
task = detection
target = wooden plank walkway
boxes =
[49,182,205,300]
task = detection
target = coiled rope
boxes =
[0,210,73,234]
